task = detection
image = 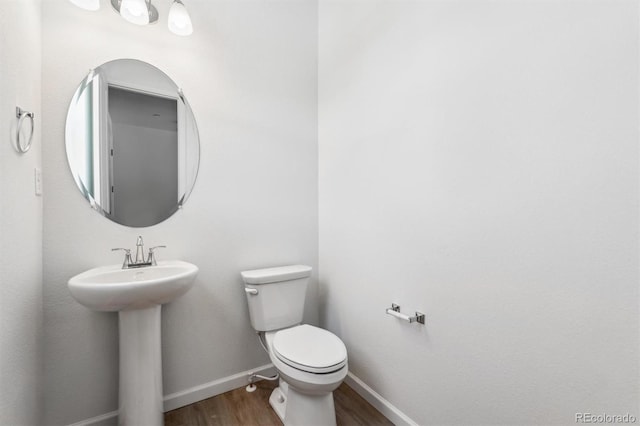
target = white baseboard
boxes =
[163,363,275,411]
[67,410,118,426]
[67,366,414,426]
[67,363,276,426]
[345,372,419,426]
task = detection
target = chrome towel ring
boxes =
[15,106,35,153]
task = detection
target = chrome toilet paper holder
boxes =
[386,303,425,325]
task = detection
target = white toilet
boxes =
[241,265,348,426]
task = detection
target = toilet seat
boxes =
[272,325,347,374]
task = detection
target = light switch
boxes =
[34,167,42,196]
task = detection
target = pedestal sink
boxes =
[68,260,198,426]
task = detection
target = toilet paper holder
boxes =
[386,303,425,325]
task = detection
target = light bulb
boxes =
[168,0,193,36]
[69,0,100,11]
[120,0,149,25]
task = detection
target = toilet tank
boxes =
[241,265,311,331]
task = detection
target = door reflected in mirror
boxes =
[65,59,200,227]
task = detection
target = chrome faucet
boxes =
[112,236,166,269]
[135,236,145,264]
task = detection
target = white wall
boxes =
[42,0,318,424]
[319,1,639,425]
[0,0,43,424]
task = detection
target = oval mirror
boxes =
[65,59,200,227]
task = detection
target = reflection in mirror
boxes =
[65,59,200,227]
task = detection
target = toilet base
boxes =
[269,386,287,421]
[269,383,337,426]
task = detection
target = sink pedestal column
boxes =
[119,305,163,425]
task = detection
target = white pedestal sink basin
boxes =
[68,260,198,426]
[68,260,198,312]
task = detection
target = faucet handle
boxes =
[112,248,133,269]
[111,247,131,253]
[147,245,166,266]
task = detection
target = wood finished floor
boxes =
[165,380,394,426]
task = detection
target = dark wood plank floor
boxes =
[165,380,393,426]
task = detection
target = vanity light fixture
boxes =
[68,0,193,35]
[111,0,158,25]
[167,0,193,36]
[118,0,151,25]
[69,0,101,11]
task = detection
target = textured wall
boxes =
[42,0,318,423]
[318,1,639,424]
[0,0,43,424]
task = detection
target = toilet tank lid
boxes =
[241,265,312,284]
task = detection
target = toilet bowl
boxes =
[241,265,348,426]
[263,324,348,425]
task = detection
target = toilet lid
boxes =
[273,325,347,374]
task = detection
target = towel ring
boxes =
[16,106,35,153]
